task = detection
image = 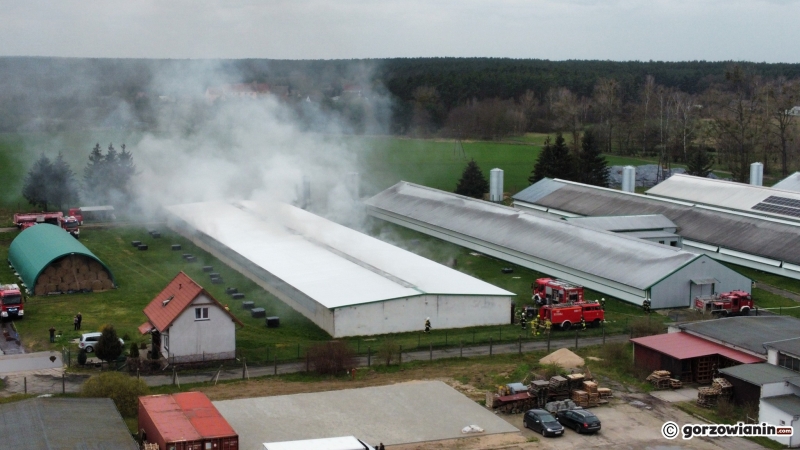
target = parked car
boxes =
[78,332,124,353]
[523,409,564,437]
[556,409,602,434]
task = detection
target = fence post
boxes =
[418,333,421,348]
[368,347,371,367]
[172,367,176,385]
[429,344,432,362]
[518,335,522,355]
[445,331,448,346]
[489,337,493,356]
[242,357,246,380]
[499,326,502,341]
[68,349,71,368]
[137,368,140,380]
[306,352,310,372]
[460,340,463,358]
[274,355,278,375]
[547,332,551,353]
[297,344,300,359]
[62,373,65,393]
[24,377,26,394]
[602,320,606,345]
[574,328,579,350]
[358,340,360,354]
[399,345,402,365]
[472,330,475,344]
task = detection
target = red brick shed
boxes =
[631,332,762,383]
[139,392,238,450]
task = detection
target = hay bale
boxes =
[102,279,114,290]
[44,266,57,277]
[34,285,45,295]
[97,271,109,281]
[49,275,61,284]
[46,283,57,293]
[57,282,69,292]
[68,282,79,291]
[85,271,98,281]
[77,265,89,274]
[79,280,92,290]
[539,348,585,368]
[88,261,101,272]
[91,280,103,290]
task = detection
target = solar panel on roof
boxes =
[763,196,800,208]
[753,200,800,218]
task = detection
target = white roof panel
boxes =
[772,172,800,192]
[167,201,512,310]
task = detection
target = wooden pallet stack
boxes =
[566,373,585,391]
[597,387,613,398]
[571,390,589,407]
[531,380,550,408]
[549,376,570,398]
[670,378,683,389]
[645,370,673,390]
[697,386,721,408]
[712,378,733,400]
[582,381,600,407]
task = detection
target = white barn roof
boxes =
[772,172,800,193]
[364,182,700,292]
[562,214,676,232]
[647,174,800,222]
[166,201,512,310]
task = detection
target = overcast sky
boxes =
[2,0,798,62]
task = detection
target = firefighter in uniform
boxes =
[520,314,527,330]
[600,298,606,310]
[545,318,552,334]
[532,316,539,336]
[642,298,651,314]
[581,316,587,331]
[424,317,431,333]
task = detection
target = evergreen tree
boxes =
[49,152,81,211]
[529,133,575,183]
[83,143,136,206]
[22,154,54,210]
[95,325,123,365]
[577,129,610,187]
[455,159,489,199]
[686,147,715,177]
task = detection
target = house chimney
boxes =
[622,166,636,193]
[750,162,764,186]
[489,168,504,202]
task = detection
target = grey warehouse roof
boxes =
[0,398,137,450]
[719,363,800,386]
[764,338,800,358]
[761,395,800,416]
[773,172,800,192]
[647,174,800,221]
[365,181,701,291]
[563,215,677,232]
[679,316,800,355]
[513,178,800,267]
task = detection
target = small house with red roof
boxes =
[139,272,243,364]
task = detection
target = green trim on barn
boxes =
[7,224,115,291]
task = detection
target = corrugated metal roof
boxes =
[680,316,800,355]
[0,397,137,450]
[364,182,701,290]
[760,395,800,416]
[621,230,681,240]
[764,337,800,358]
[513,179,800,266]
[7,223,115,289]
[172,392,238,438]
[563,215,677,232]
[719,363,800,386]
[631,332,762,363]
[772,172,800,192]
[166,201,512,310]
[142,272,243,333]
[647,174,800,220]
[140,395,202,442]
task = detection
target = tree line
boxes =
[22,143,136,212]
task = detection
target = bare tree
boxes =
[639,75,656,156]
[765,78,799,177]
[593,78,621,154]
[551,87,583,152]
[672,91,699,163]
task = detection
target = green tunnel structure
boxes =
[8,224,115,295]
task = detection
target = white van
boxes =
[263,436,375,450]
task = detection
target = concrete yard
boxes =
[213,380,518,449]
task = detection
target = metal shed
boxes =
[719,363,800,406]
[365,182,751,308]
[166,200,514,337]
[513,178,800,280]
[7,223,115,295]
[139,392,239,450]
[0,397,137,450]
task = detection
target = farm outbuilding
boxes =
[631,332,761,383]
[7,223,115,295]
[365,182,751,308]
[166,200,514,338]
[513,178,800,280]
[718,363,800,406]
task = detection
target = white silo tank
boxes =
[490,168,504,202]
[622,166,636,192]
[750,162,764,186]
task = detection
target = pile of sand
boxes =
[539,348,585,368]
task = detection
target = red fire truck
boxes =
[538,301,604,330]
[13,212,80,238]
[693,291,754,316]
[532,278,584,306]
[0,284,24,320]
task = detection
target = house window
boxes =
[778,352,800,373]
[195,307,209,321]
